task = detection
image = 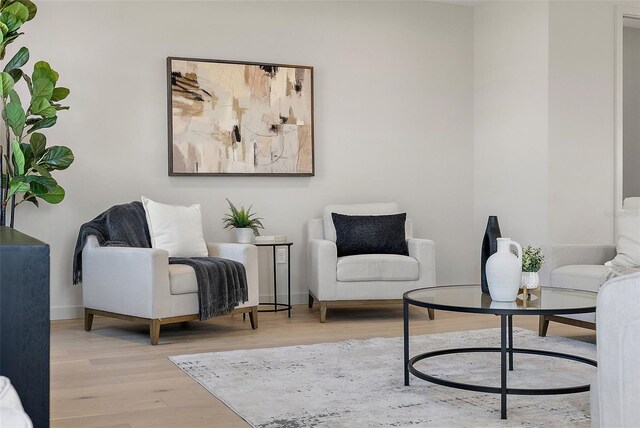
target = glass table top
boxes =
[404,285,597,315]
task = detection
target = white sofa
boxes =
[307,203,436,322]
[591,272,640,427]
[82,236,259,345]
[537,197,640,336]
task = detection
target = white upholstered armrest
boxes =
[595,273,640,427]
[207,243,259,306]
[622,320,640,425]
[82,236,170,319]
[308,238,338,301]
[408,238,436,286]
[538,244,616,285]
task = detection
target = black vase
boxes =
[481,216,501,294]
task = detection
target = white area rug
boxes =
[169,328,596,427]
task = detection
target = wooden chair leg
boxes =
[538,315,549,337]
[308,293,314,309]
[150,319,161,346]
[84,308,94,332]
[427,308,435,320]
[248,306,258,329]
[319,301,327,323]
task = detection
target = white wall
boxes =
[624,25,640,199]
[474,0,619,260]
[473,1,550,260]
[14,1,475,319]
[547,1,615,245]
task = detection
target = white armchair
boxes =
[307,203,436,322]
[537,197,640,336]
[591,272,640,427]
[82,236,259,345]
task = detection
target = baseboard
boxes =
[51,305,84,320]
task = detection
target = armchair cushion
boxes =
[337,254,419,282]
[332,213,409,257]
[550,264,610,293]
[141,196,208,257]
[168,264,197,295]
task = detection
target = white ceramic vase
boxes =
[486,238,523,302]
[521,271,540,290]
[235,228,255,244]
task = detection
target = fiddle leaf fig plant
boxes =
[0,0,73,228]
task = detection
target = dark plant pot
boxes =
[0,227,50,427]
[481,216,501,294]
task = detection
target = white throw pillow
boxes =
[141,196,208,257]
[606,208,640,268]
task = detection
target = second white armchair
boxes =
[307,203,436,322]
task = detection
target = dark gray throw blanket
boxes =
[72,201,248,320]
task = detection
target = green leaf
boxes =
[30,96,56,117]
[22,192,39,207]
[40,145,73,170]
[3,3,28,23]
[32,61,57,83]
[0,21,8,35]
[31,162,50,177]
[26,116,56,133]
[0,11,21,32]
[0,71,13,97]
[6,99,25,136]
[8,87,20,104]
[11,138,23,174]
[3,46,27,72]
[19,142,32,166]
[12,0,36,20]
[39,184,64,204]
[7,177,28,198]
[51,87,69,102]
[29,132,45,157]
[7,67,21,82]
[3,31,20,45]
[28,175,56,195]
[32,77,53,99]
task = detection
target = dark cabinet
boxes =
[0,226,50,428]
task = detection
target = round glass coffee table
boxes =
[403,285,597,420]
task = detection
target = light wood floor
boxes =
[51,302,596,428]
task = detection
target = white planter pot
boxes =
[235,228,255,244]
[486,238,523,302]
[521,271,540,290]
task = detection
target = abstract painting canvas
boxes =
[167,57,314,176]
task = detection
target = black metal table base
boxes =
[258,302,292,313]
[254,242,293,318]
[403,304,596,419]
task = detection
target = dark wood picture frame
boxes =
[167,57,315,177]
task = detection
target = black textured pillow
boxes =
[331,213,409,257]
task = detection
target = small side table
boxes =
[255,241,293,318]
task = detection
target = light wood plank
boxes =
[51,302,595,427]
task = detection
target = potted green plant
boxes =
[521,245,544,290]
[0,0,73,228]
[222,198,264,243]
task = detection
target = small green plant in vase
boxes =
[222,198,264,243]
[521,246,544,290]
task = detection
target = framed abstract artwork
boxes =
[167,57,314,176]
